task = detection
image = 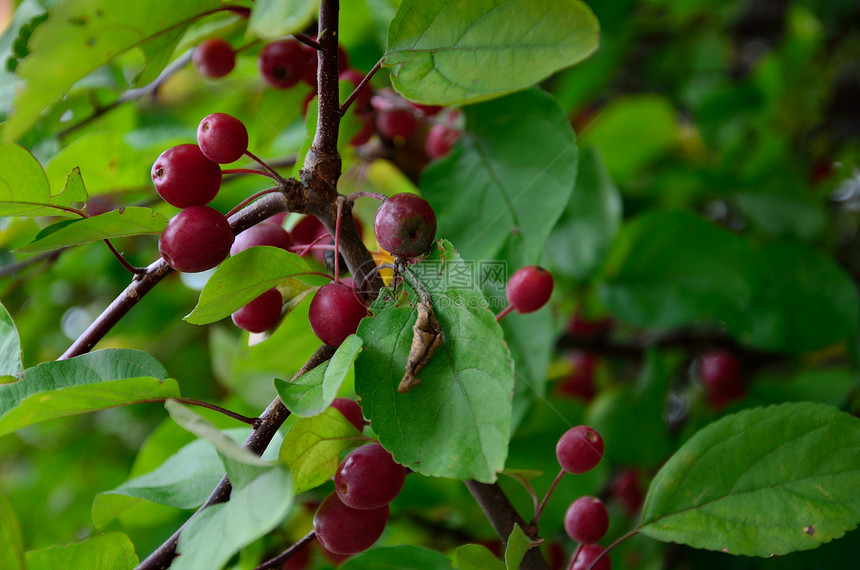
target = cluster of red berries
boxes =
[555,425,612,569]
[153,112,251,274]
[313,400,407,556]
[558,311,614,402]
[192,35,462,162]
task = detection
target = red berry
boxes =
[424,123,461,159]
[698,349,746,410]
[192,38,235,78]
[375,108,418,141]
[556,425,604,474]
[230,222,293,256]
[159,206,233,272]
[335,443,406,510]
[557,352,597,401]
[373,193,437,259]
[313,493,389,556]
[151,144,222,208]
[571,545,611,570]
[309,282,368,346]
[331,398,366,432]
[231,288,283,333]
[506,266,554,314]
[567,312,614,337]
[564,497,609,544]
[197,113,249,164]
[258,39,312,89]
[611,468,645,516]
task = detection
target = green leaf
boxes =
[165,400,271,489]
[45,130,143,196]
[15,207,168,253]
[248,0,318,39]
[185,246,316,325]
[639,402,860,557]
[355,241,514,482]
[93,438,228,528]
[0,349,176,436]
[278,407,363,494]
[454,544,505,570]
[5,0,252,141]
[275,334,363,417]
[172,466,293,570]
[598,210,860,352]
[585,350,674,467]
[421,88,578,268]
[579,94,680,182]
[0,133,76,217]
[545,147,622,282]
[93,428,283,528]
[505,524,540,570]
[0,491,24,570]
[341,545,453,570]
[61,167,89,205]
[384,0,599,105]
[0,303,22,376]
[24,532,138,569]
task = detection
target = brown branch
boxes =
[136,345,336,570]
[464,480,548,570]
[59,191,293,360]
[253,530,316,570]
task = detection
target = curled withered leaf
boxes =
[398,297,442,393]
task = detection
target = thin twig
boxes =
[340,58,383,115]
[253,531,316,570]
[103,240,147,274]
[136,345,336,570]
[532,468,565,524]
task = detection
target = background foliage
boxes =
[1,0,860,568]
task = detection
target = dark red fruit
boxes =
[192,38,235,78]
[698,349,746,410]
[506,266,554,314]
[309,283,368,346]
[313,493,389,555]
[231,288,283,333]
[424,123,461,159]
[335,443,406,510]
[197,113,249,164]
[564,496,609,544]
[567,312,614,337]
[230,222,293,256]
[331,398,365,432]
[557,351,597,401]
[611,468,645,516]
[151,144,222,208]
[375,108,418,141]
[571,545,611,570]
[158,206,233,272]
[409,101,444,116]
[373,193,437,259]
[259,39,311,89]
[556,425,604,474]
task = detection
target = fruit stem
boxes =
[225,187,281,218]
[252,530,316,570]
[532,467,565,524]
[243,150,290,186]
[340,57,384,115]
[333,197,343,282]
[346,190,387,204]
[584,529,639,570]
[567,544,583,570]
[103,239,147,275]
[496,304,515,321]
[221,167,279,180]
